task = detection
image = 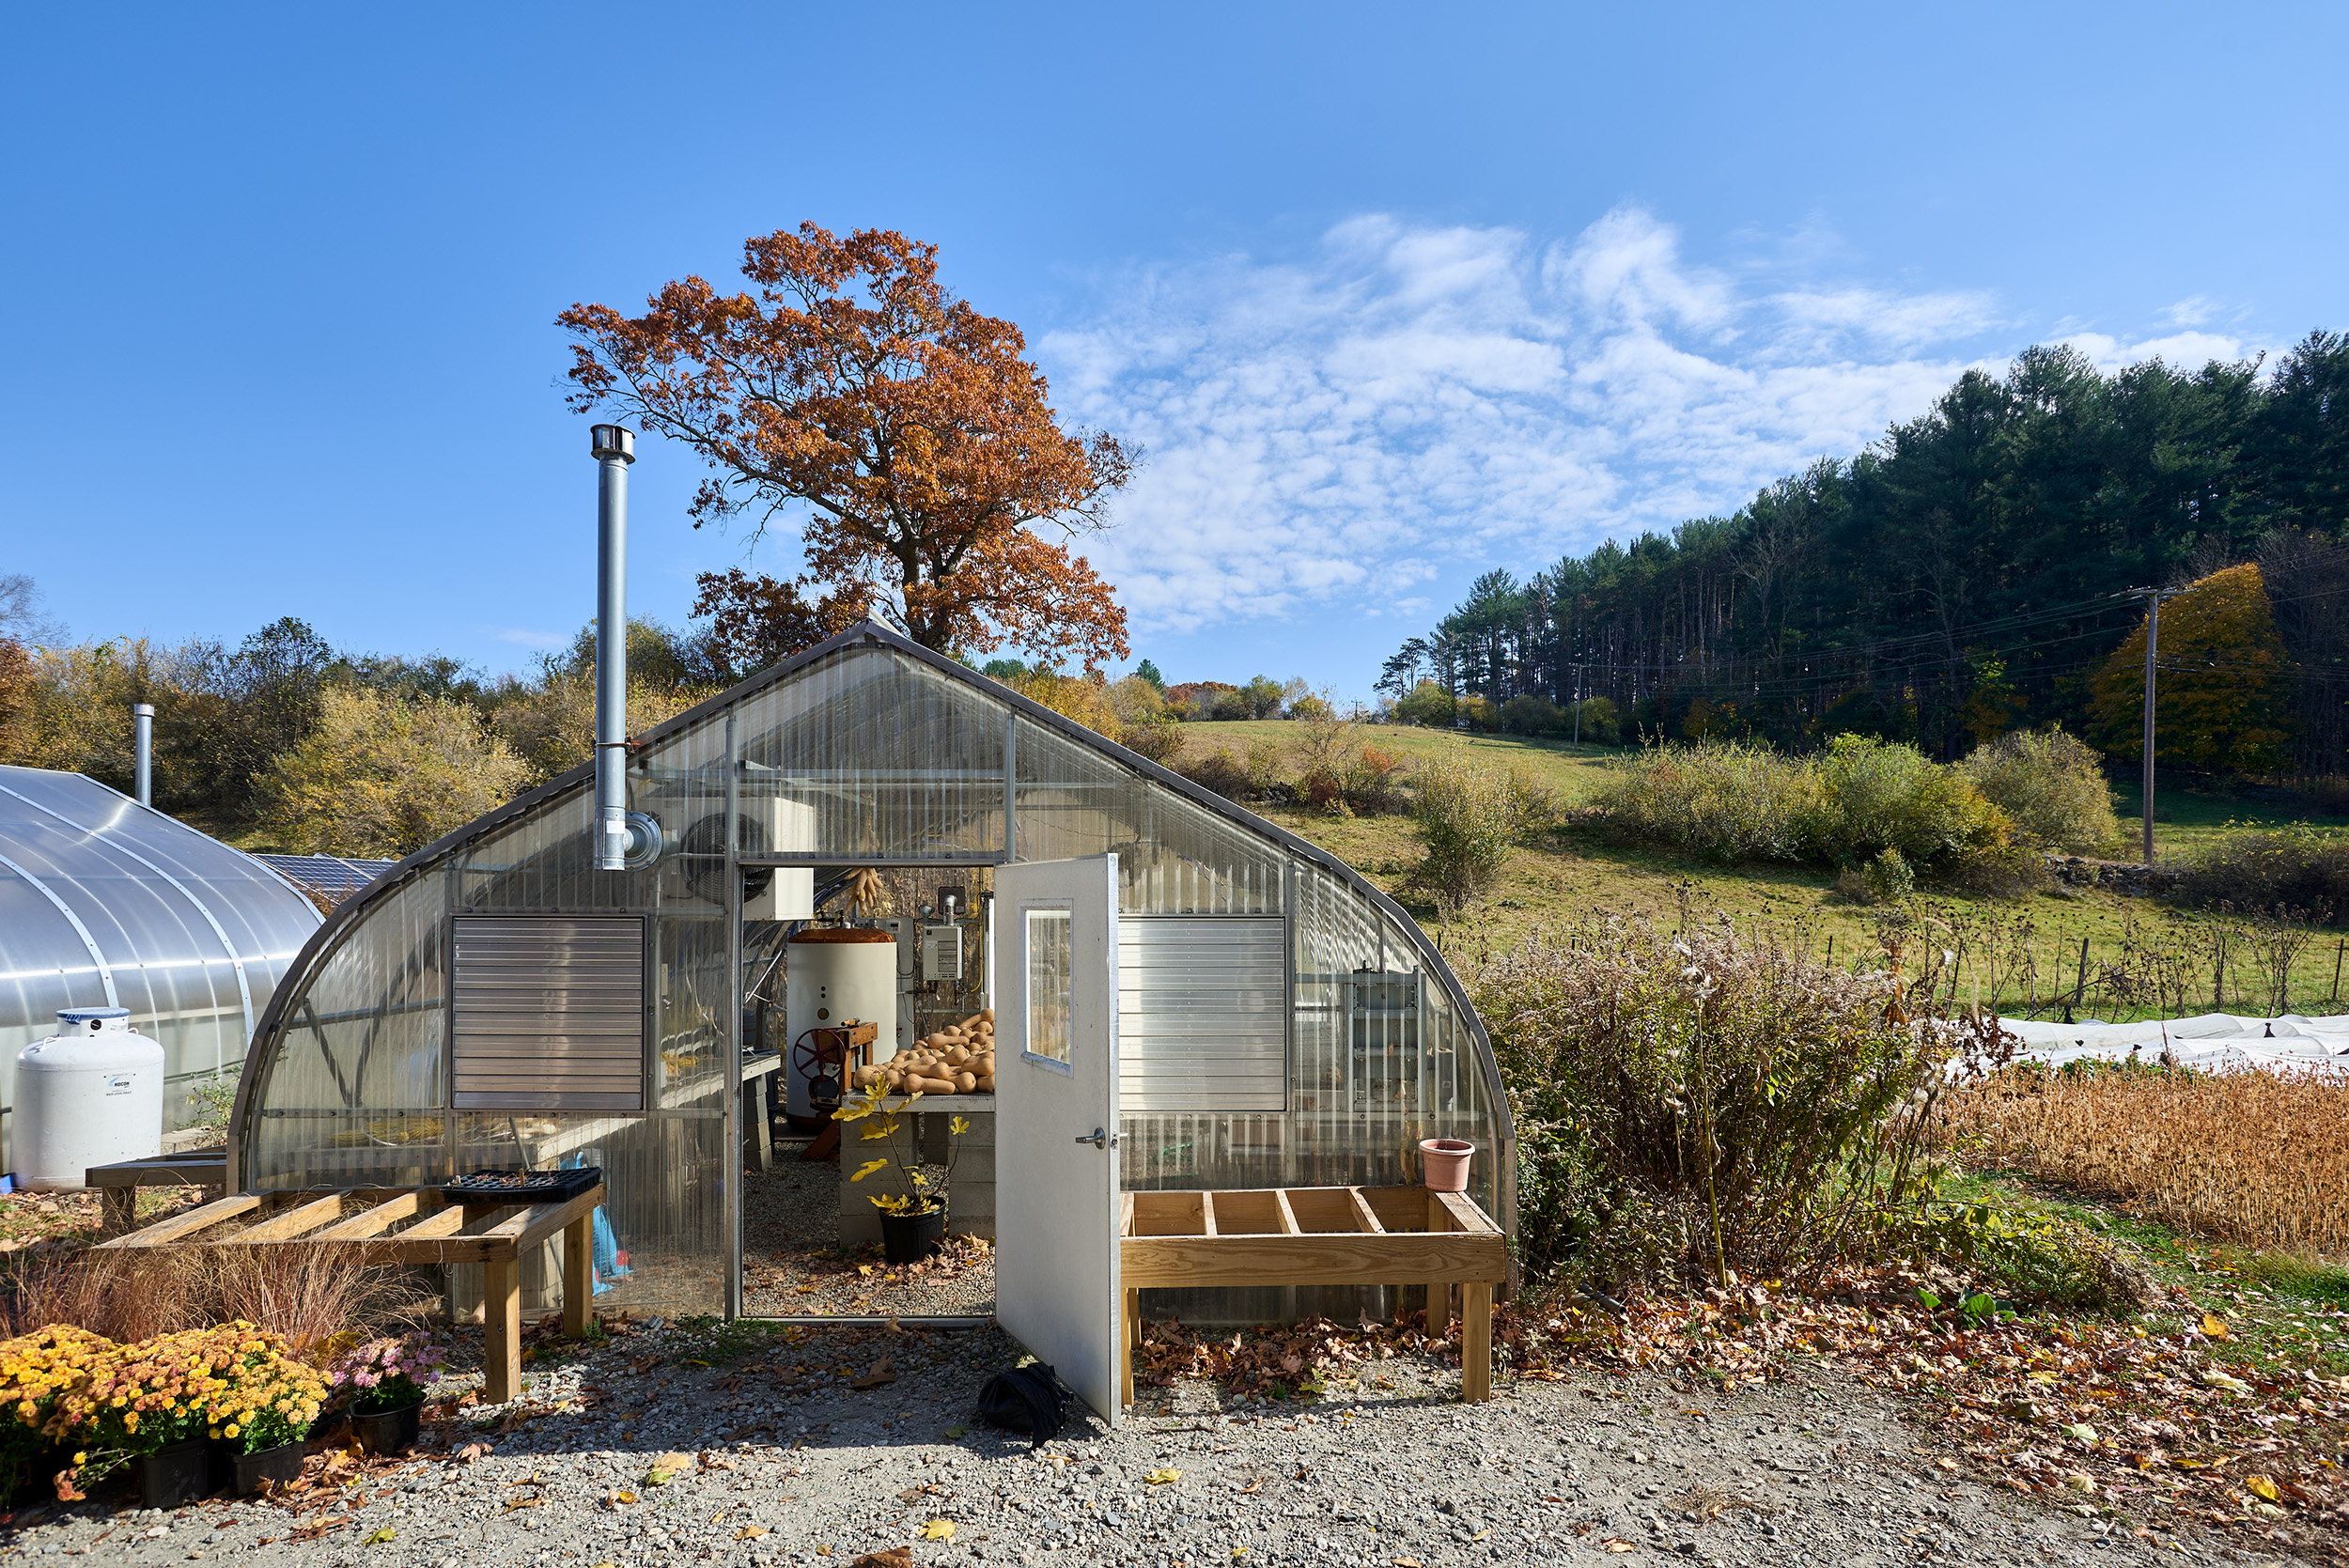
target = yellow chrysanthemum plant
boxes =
[832,1084,973,1220]
[1,1327,115,1499]
[6,1322,330,1499]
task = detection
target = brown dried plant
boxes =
[1947,1064,2349,1254]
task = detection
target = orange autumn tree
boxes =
[560,224,1135,670]
[2089,562,2296,775]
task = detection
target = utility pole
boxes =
[2136,586,2169,866]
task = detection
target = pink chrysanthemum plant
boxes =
[327,1331,443,1415]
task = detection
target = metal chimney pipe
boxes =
[132,703,154,807]
[590,424,636,871]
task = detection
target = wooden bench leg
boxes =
[484,1256,521,1405]
[1461,1281,1492,1403]
[1120,1290,1138,1409]
[742,1080,772,1172]
[562,1214,593,1339]
[1426,1281,1451,1332]
[100,1187,135,1234]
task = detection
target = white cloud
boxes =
[492,627,568,649]
[1040,209,2258,637]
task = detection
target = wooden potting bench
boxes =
[85,1148,229,1233]
[95,1184,604,1404]
[1118,1185,1509,1406]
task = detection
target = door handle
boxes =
[1074,1126,1117,1150]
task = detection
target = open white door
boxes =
[992,854,1121,1427]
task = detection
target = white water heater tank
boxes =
[13,1007,165,1190]
[782,930,897,1122]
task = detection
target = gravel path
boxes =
[740,1160,996,1318]
[4,1320,2320,1567]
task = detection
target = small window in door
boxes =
[1024,907,1072,1067]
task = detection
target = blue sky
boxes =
[4,3,2341,701]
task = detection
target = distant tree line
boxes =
[0,601,730,858]
[1378,333,2349,776]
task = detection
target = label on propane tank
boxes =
[104,1075,133,1095]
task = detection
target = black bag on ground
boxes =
[971,1362,1066,1447]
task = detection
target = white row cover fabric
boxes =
[1993,1012,2349,1077]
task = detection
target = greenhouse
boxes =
[0,765,324,1168]
[228,621,1510,1407]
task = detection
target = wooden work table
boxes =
[96,1184,604,1404]
[1119,1184,1508,1405]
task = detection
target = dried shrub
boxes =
[3,1238,420,1355]
[1476,912,1980,1291]
[1813,734,2011,869]
[2171,824,2349,924]
[1337,745,1407,814]
[1408,751,1524,914]
[1945,1063,2349,1254]
[1177,747,1250,801]
[1959,727,2122,852]
[1117,714,1185,767]
[1588,738,1821,862]
[1242,738,1288,800]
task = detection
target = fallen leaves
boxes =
[852,1358,897,1390]
[453,1442,492,1464]
[919,1518,956,1541]
[361,1527,396,1545]
[1144,1467,1182,1485]
[735,1526,770,1541]
[2201,1313,2232,1340]
[851,1548,911,1568]
[646,1452,694,1485]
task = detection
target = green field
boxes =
[1174,720,2349,1020]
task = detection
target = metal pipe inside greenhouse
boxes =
[590,423,634,871]
[132,703,154,807]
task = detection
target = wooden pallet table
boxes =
[85,1149,228,1233]
[1118,1185,1508,1407]
[95,1184,604,1404]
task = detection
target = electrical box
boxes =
[743,867,815,921]
[922,924,965,982]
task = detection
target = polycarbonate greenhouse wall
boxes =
[0,766,323,1167]
[231,624,1513,1321]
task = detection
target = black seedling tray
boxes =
[441,1166,601,1203]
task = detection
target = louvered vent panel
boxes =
[451,916,646,1111]
[1116,916,1286,1113]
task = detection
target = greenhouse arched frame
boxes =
[230,621,1513,1326]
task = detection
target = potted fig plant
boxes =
[329,1332,443,1455]
[832,1087,972,1265]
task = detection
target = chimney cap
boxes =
[132,703,155,717]
[590,425,636,463]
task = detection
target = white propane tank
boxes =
[782,930,896,1122]
[13,1007,165,1190]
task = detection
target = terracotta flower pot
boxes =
[1419,1138,1475,1193]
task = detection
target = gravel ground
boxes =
[740,1159,996,1319]
[3,1319,2319,1567]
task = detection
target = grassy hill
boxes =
[1176,720,2349,1017]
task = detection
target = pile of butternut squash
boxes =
[851,1009,996,1094]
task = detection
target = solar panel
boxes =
[251,853,397,905]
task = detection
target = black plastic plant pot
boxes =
[137,1437,219,1509]
[228,1440,305,1495]
[350,1398,424,1455]
[879,1204,947,1265]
